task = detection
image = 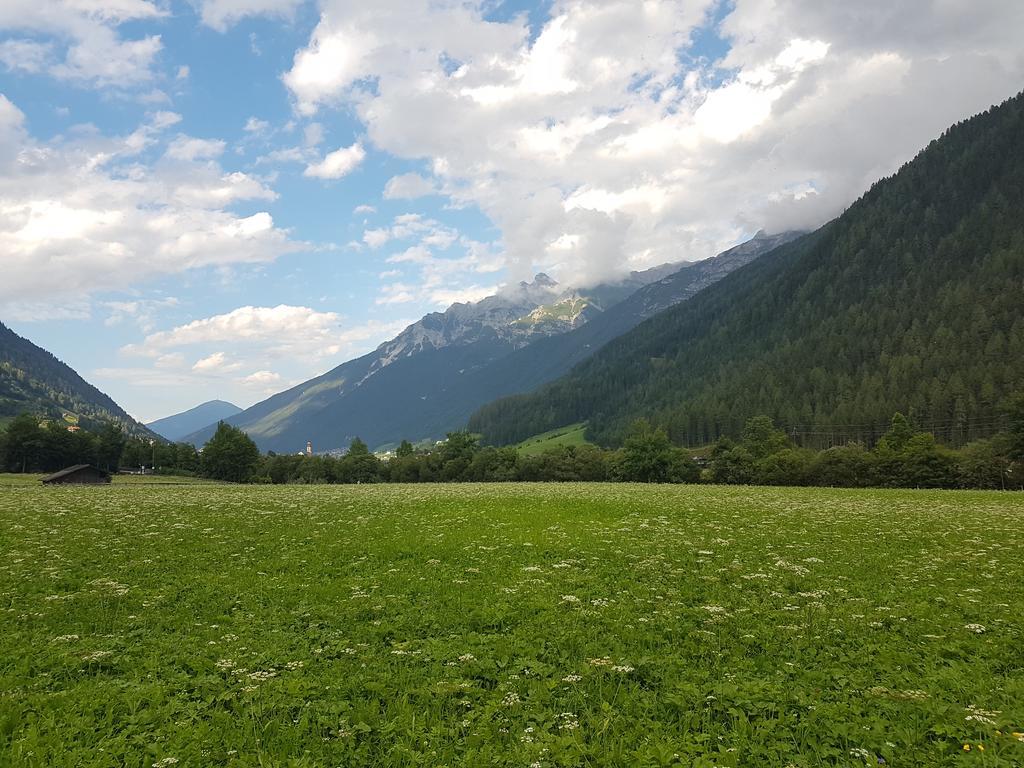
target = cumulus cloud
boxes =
[0,38,53,73]
[363,213,502,308]
[0,0,166,88]
[192,351,243,373]
[0,98,299,311]
[362,213,459,251]
[303,142,366,179]
[124,304,414,364]
[241,369,282,386]
[126,304,346,359]
[111,306,418,415]
[383,172,437,200]
[282,0,1024,287]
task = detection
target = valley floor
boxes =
[1,483,1022,766]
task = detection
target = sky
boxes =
[1,0,1022,423]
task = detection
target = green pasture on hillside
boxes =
[516,423,591,456]
[1,483,1022,767]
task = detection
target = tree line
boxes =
[3,405,1022,490]
[0,414,128,473]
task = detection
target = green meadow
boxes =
[516,423,591,456]
[1,483,1022,767]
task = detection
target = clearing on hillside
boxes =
[1,484,1022,767]
[516,423,591,455]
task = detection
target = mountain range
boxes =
[469,90,1024,449]
[180,248,790,452]
[147,400,242,442]
[0,321,155,438]
[179,263,676,451]
[182,231,798,454]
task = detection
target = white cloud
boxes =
[256,146,310,165]
[363,212,503,307]
[281,0,1024,287]
[0,0,166,88]
[154,352,184,369]
[375,283,416,305]
[364,213,459,250]
[112,308,418,416]
[0,38,53,73]
[0,299,92,322]
[386,245,433,265]
[244,116,270,133]
[125,304,346,359]
[103,296,179,331]
[241,369,282,386]
[165,135,227,161]
[354,204,376,214]
[303,122,324,147]
[0,98,300,310]
[194,0,305,32]
[192,351,243,373]
[363,228,390,248]
[383,172,436,199]
[303,142,366,179]
[428,284,499,308]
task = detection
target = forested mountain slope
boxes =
[469,90,1024,448]
[0,321,155,437]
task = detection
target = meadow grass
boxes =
[1,483,1022,767]
[0,473,44,487]
[516,424,591,456]
[0,473,216,487]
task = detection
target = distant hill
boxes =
[0,321,156,437]
[181,265,681,452]
[147,400,242,442]
[470,90,1024,448]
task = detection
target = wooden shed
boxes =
[41,465,112,485]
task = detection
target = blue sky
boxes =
[1,0,1022,422]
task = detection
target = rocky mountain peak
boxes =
[530,272,557,287]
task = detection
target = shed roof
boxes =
[41,464,111,483]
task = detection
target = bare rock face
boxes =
[369,264,679,372]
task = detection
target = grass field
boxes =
[0,473,217,487]
[1,484,1022,767]
[516,423,591,456]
